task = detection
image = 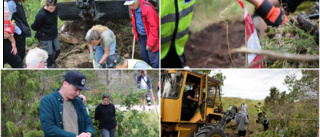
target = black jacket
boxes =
[94,103,117,130]
[31,6,58,41]
[5,0,31,37]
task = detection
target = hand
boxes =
[4,32,10,39]
[11,43,17,55]
[194,99,198,102]
[89,52,94,60]
[12,22,16,28]
[95,63,102,68]
[78,132,92,137]
[146,45,152,50]
[132,29,134,34]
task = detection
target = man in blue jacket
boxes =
[137,70,153,110]
[39,71,94,137]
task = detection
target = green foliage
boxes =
[262,70,318,137]
[24,130,44,137]
[6,121,17,136]
[261,16,319,68]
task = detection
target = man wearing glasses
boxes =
[39,71,94,137]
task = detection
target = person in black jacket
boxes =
[31,0,60,68]
[95,94,117,137]
[5,0,32,65]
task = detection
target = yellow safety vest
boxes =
[127,59,152,69]
[258,105,263,113]
[161,0,195,59]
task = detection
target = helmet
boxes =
[106,54,121,68]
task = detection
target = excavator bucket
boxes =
[57,0,130,21]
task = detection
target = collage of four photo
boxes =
[2,0,319,137]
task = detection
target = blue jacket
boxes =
[39,89,95,137]
[137,75,152,91]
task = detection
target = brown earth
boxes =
[55,20,140,68]
[185,21,246,68]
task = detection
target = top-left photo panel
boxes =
[3,0,159,69]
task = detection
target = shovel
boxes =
[132,36,135,59]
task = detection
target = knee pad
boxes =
[255,0,288,26]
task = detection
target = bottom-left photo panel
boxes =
[1,70,160,137]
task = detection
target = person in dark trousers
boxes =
[5,0,32,64]
[234,107,249,137]
[181,85,199,120]
[95,94,117,137]
[124,0,160,68]
[3,8,23,68]
[137,70,153,110]
[31,0,60,68]
[39,71,94,137]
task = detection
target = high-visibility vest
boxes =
[160,0,195,59]
[127,59,152,69]
[258,105,263,113]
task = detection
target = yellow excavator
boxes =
[161,70,237,137]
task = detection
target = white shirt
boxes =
[140,76,148,89]
[241,104,247,112]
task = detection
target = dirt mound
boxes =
[185,22,246,68]
[56,20,140,68]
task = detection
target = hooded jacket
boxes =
[234,112,249,131]
[130,0,159,53]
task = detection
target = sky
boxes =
[209,69,303,100]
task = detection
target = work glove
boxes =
[89,52,94,60]
[95,63,102,68]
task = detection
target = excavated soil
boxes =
[55,20,139,68]
[185,22,246,68]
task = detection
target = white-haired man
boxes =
[26,47,48,68]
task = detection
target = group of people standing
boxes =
[39,69,155,137]
[4,0,60,68]
[4,0,159,69]
[39,71,117,137]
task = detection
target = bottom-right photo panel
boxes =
[160,69,319,137]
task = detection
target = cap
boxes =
[64,71,90,90]
[107,54,121,68]
[258,102,261,104]
[124,0,135,5]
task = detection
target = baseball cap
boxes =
[124,0,135,5]
[64,71,90,90]
[107,54,121,68]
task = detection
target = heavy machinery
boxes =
[57,0,158,21]
[161,70,237,137]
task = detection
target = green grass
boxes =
[191,0,254,33]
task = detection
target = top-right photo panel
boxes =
[161,0,319,68]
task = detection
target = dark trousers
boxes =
[139,34,159,68]
[3,39,23,68]
[161,42,185,68]
[14,34,26,61]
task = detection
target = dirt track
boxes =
[185,22,246,68]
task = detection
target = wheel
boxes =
[196,123,226,137]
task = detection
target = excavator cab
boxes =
[161,70,233,137]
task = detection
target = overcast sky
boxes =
[209,69,303,100]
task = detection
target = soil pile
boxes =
[185,22,246,68]
[56,20,139,68]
